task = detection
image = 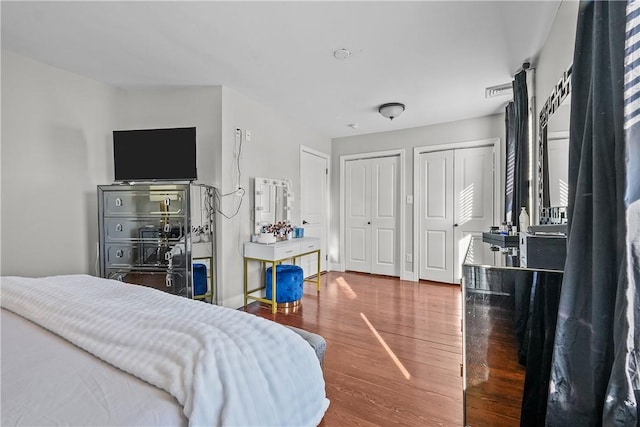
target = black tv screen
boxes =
[113,127,197,182]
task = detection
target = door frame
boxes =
[412,138,501,282]
[339,149,407,279]
[300,145,330,272]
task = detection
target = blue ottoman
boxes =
[265,264,304,307]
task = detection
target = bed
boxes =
[0,275,329,426]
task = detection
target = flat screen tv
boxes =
[113,127,197,182]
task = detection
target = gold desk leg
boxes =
[271,261,277,314]
[316,250,321,292]
[243,257,248,308]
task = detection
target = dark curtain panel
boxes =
[505,103,516,223]
[505,70,530,229]
[546,1,634,425]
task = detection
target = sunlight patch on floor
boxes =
[336,276,357,299]
[360,312,411,380]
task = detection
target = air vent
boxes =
[485,83,513,99]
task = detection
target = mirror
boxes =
[253,177,291,234]
[538,66,571,222]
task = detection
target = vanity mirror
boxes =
[538,66,572,223]
[253,177,291,234]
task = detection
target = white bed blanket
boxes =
[0,275,329,426]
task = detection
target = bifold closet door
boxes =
[419,150,455,283]
[345,156,399,276]
[452,146,494,281]
[419,146,494,283]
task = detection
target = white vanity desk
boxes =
[243,237,321,313]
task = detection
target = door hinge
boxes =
[326,168,328,175]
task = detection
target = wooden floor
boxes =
[246,271,464,426]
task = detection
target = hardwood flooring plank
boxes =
[247,271,467,426]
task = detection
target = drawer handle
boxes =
[163,223,171,233]
[307,245,314,248]
[164,197,171,207]
[285,250,294,254]
[115,197,123,207]
[115,249,124,258]
[115,224,123,232]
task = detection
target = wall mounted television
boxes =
[113,127,197,182]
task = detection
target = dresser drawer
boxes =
[104,218,185,242]
[244,238,321,260]
[105,269,190,297]
[102,190,186,216]
[103,243,187,268]
[299,239,320,253]
[272,242,302,260]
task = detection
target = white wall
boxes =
[218,86,331,307]
[1,50,118,276]
[535,0,579,115]
[0,51,331,311]
[117,87,222,187]
[330,114,505,276]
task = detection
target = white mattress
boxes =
[1,308,187,426]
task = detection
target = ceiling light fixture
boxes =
[333,48,351,60]
[378,103,405,120]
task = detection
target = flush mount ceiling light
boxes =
[378,103,405,120]
[333,48,351,60]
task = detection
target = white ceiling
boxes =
[1,1,560,139]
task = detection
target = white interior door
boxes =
[419,150,454,283]
[300,148,328,278]
[345,156,399,275]
[345,159,371,273]
[419,146,494,284]
[371,156,399,276]
[453,146,494,282]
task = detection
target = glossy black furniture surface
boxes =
[462,236,563,427]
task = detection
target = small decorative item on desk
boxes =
[191,225,203,243]
[257,232,277,244]
[201,224,211,242]
[260,222,294,242]
[294,226,304,238]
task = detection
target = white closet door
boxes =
[371,156,399,276]
[419,150,455,283]
[453,145,494,282]
[300,148,329,277]
[345,156,400,275]
[345,159,371,273]
[419,146,494,284]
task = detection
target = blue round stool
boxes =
[265,264,304,309]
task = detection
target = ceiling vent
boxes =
[485,83,513,99]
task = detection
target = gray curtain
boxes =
[546,1,639,425]
[505,70,530,228]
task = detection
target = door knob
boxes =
[454,223,459,227]
[367,221,371,225]
[302,220,309,225]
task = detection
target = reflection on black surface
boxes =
[463,237,563,427]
